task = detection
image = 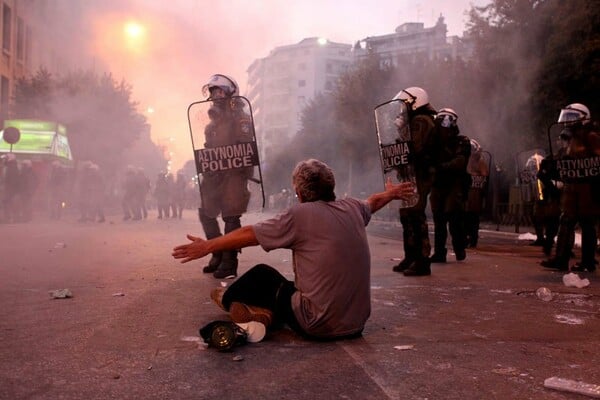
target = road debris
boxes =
[394,345,414,351]
[492,367,518,376]
[49,289,72,299]
[544,376,600,398]
[536,287,553,301]
[563,273,590,288]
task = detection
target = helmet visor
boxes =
[557,109,584,124]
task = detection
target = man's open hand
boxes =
[172,234,209,263]
[384,177,416,200]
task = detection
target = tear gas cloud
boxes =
[56,0,486,174]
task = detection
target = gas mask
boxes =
[199,320,248,351]
[394,114,407,129]
[440,115,454,128]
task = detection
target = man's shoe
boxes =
[210,287,226,310]
[530,239,544,246]
[229,302,273,327]
[403,259,431,276]
[455,248,466,261]
[429,252,447,263]
[393,258,414,272]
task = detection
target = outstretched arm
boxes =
[172,226,259,263]
[366,178,415,213]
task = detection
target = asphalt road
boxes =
[0,210,598,399]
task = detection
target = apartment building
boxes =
[246,37,353,161]
[354,15,473,65]
[246,16,472,162]
[0,0,87,122]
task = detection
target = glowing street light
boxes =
[124,21,145,39]
[123,20,147,54]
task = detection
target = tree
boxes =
[532,0,600,128]
[12,68,54,119]
[13,68,155,177]
[333,52,393,195]
[465,0,599,165]
[464,0,549,168]
[262,93,340,198]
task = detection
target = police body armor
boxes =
[187,96,264,217]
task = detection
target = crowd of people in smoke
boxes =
[0,155,197,224]
[0,154,38,223]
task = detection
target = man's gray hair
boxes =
[292,159,336,202]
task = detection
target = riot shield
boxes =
[374,99,418,208]
[187,96,264,217]
[467,150,492,191]
[547,122,570,157]
[546,122,600,184]
[516,149,546,202]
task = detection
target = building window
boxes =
[325,81,333,91]
[16,17,24,61]
[326,63,332,73]
[298,62,306,71]
[2,4,12,53]
[1,75,9,121]
[25,25,31,67]
[298,80,306,88]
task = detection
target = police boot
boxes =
[394,215,415,272]
[429,248,447,263]
[540,257,568,271]
[213,250,238,279]
[393,257,415,272]
[199,209,223,273]
[403,257,431,277]
[543,238,554,256]
[454,247,466,261]
[203,252,223,273]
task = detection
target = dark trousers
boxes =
[432,211,466,253]
[465,211,480,246]
[221,264,304,334]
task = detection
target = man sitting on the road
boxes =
[172,159,415,340]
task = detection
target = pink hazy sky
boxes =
[87,0,487,171]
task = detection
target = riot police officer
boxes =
[535,133,569,256]
[392,87,437,276]
[199,74,254,279]
[429,108,471,263]
[542,103,600,272]
[465,140,490,248]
